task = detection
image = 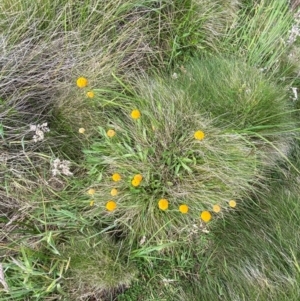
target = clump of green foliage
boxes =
[177,57,293,131]
[82,56,296,246]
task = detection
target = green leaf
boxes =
[180,161,192,173]
[0,123,4,139]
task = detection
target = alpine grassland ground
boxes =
[1,0,300,300]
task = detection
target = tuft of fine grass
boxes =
[175,56,296,165]
[223,0,294,74]
[59,232,137,300]
[148,0,240,68]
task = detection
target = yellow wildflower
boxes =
[213,204,221,213]
[76,77,88,88]
[89,200,95,206]
[133,174,143,182]
[87,188,95,195]
[131,179,141,187]
[107,129,116,138]
[131,109,141,119]
[112,173,121,182]
[179,204,189,214]
[194,130,205,140]
[200,211,212,223]
[86,91,95,98]
[106,200,117,211]
[229,200,237,208]
[158,199,169,211]
[78,128,85,134]
[110,188,118,196]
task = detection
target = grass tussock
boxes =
[175,57,296,164]
[177,57,293,130]
[82,56,296,245]
[60,233,137,300]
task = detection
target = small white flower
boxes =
[52,168,59,177]
[171,72,178,79]
[60,160,73,176]
[292,87,298,101]
[29,122,50,142]
[139,235,146,245]
[53,158,60,167]
[51,158,73,177]
[40,123,50,132]
[29,124,37,131]
[36,129,44,141]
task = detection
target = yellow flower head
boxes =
[131,179,141,187]
[131,109,141,119]
[112,173,121,182]
[89,200,95,206]
[88,188,95,195]
[194,130,205,140]
[78,127,85,134]
[107,129,116,138]
[133,174,143,182]
[110,188,118,196]
[213,204,221,213]
[158,199,169,211]
[106,200,117,211]
[76,77,88,88]
[229,200,237,208]
[200,211,212,223]
[86,91,95,98]
[179,204,189,214]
